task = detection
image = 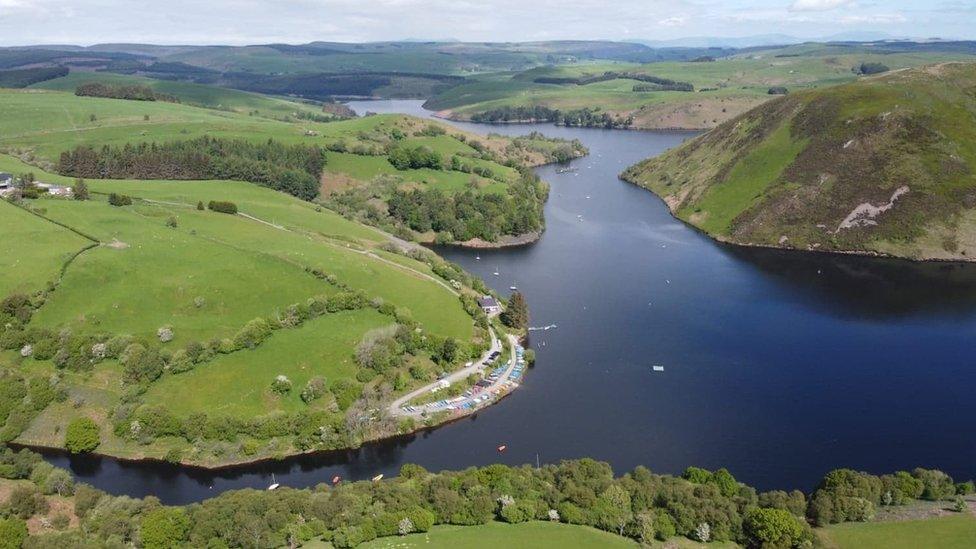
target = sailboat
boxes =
[493,267,500,276]
[267,473,280,491]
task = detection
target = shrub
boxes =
[0,517,27,549]
[6,484,48,518]
[234,318,271,349]
[300,376,327,403]
[271,375,292,395]
[208,201,238,214]
[64,417,100,453]
[108,193,133,207]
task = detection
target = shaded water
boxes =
[39,100,976,504]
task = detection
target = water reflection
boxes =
[724,245,976,319]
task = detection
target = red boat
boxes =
[331,475,341,485]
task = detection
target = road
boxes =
[389,329,520,418]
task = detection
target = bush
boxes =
[271,375,292,395]
[108,193,133,207]
[300,377,327,403]
[64,417,100,453]
[0,517,27,549]
[208,201,238,214]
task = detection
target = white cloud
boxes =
[790,0,854,11]
[658,16,687,27]
[839,13,908,24]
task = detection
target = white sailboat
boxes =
[267,473,280,490]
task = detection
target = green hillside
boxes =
[622,62,976,261]
[0,84,547,465]
[0,87,581,245]
[426,47,976,130]
[29,71,332,121]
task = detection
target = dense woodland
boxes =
[325,170,548,243]
[471,106,634,128]
[74,83,179,103]
[0,443,971,548]
[0,67,68,88]
[57,137,327,200]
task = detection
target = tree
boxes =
[711,468,739,497]
[141,507,191,549]
[73,179,89,200]
[0,517,27,549]
[64,417,100,453]
[744,507,807,548]
[196,201,204,211]
[594,484,632,535]
[500,291,528,329]
[42,467,75,496]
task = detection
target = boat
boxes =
[267,473,280,491]
[371,474,384,482]
[331,475,341,485]
[509,285,517,291]
[497,445,507,452]
[476,255,480,260]
[652,365,665,372]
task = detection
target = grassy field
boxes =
[427,47,976,129]
[0,200,93,296]
[821,513,976,549]
[29,71,328,120]
[142,309,390,416]
[358,522,640,549]
[680,120,807,234]
[0,82,518,464]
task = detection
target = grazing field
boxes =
[0,200,93,296]
[358,522,642,549]
[427,47,976,129]
[142,309,390,416]
[0,87,581,244]
[0,81,532,465]
[820,513,976,549]
[29,71,330,120]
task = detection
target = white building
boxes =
[477,295,500,315]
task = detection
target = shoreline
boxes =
[618,173,976,267]
[430,109,714,132]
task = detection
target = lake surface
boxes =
[40,100,976,504]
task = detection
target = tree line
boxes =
[0,443,972,548]
[74,82,179,102]
[57,137,327,200]
[534,71,693,91]
[471,106,633,129]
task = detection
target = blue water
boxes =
[39,101,976,504]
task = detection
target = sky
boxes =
[0,0,972,46]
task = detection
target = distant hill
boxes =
[622,63,976,261]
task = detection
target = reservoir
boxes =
[38,100,976,504]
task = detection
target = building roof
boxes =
[477,296,499,308]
